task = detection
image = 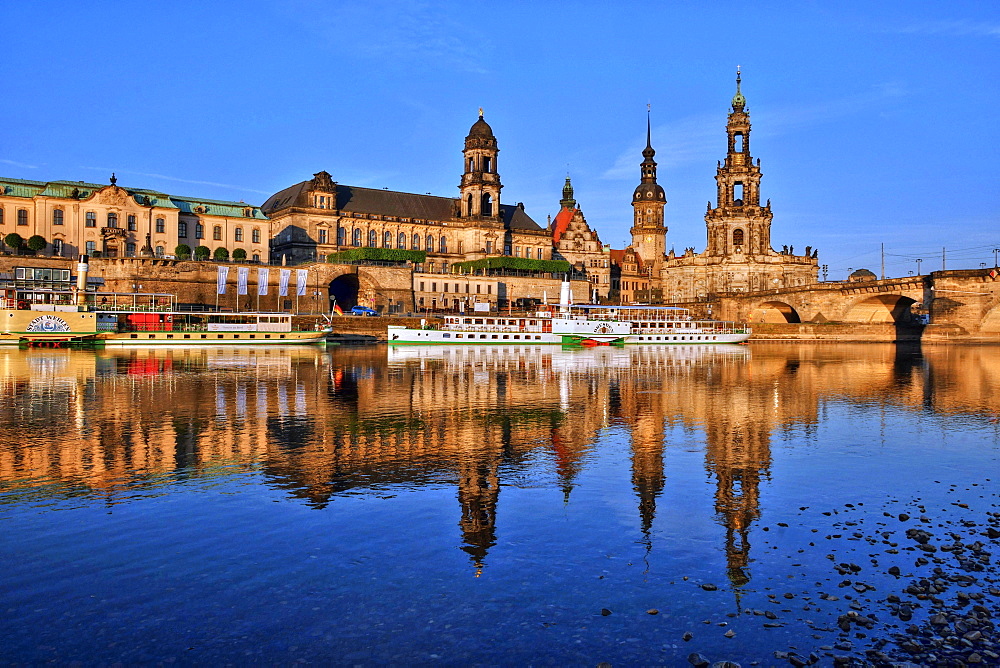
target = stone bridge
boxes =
[712,269,1000,341]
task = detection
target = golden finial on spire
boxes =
[478,107,483,118]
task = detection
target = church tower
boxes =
[459,109,502,220]
[705,69,773,258]
[630,111,667,274]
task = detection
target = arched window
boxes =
[481,194,493,216]
[734,133,744,152]
[53,209,64,225]
[213,225,222,241]
[733,229,745,246]
[733,183,744,204]
[368,230,377,247]
[352,228,362,246]
[383,231,392,248]
[337,226,346,245]
[412,233,420,249]
[425,234,434,251]
[466,194,473,215]
[252,228,261,244]
[483,156,492,173]
[439,236,448,253]
[398,232,407,249]
[107,212,118,228]
[234,227,244,242]
[155,245,164,257]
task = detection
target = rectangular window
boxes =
[86,211,96,227]
[213,226,222,241]
[178,222,188,237]
[155,217,165,233]
[107,212,118,228]
[487,285,492,294]
[431,282,437,293]
[195,224,204,239]
[514,246,520,257]
[318,229,328,244]
[127,214,137,231]
[53,239,63,256]
[419,281,425,291]
[126,242,136,257]
[86,241,96,254]
[53,209,64,225]
[17,209,28,226]
[252,228,261,244]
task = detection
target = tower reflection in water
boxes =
[1,343,998,587]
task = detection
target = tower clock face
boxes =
[645,235,653,242]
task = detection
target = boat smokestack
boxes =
[76,254,89,305]
[559,280,572,313]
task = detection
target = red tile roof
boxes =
[550,206,574,244]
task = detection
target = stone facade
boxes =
[262,112,552,271]
[0,176,269,263]
[626,73,818,302]
[549,177,611,300]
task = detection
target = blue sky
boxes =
[2,1,997,279]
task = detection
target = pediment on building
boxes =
[88,185,130,207]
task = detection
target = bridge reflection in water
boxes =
[2,343,997,581]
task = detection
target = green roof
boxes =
[0,176,267,220]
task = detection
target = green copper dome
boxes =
[731,69,746,111]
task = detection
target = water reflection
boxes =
[1,343,999,583]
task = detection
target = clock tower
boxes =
[630,111,667,275]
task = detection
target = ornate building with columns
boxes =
[656,71,819,302]
[263,112,550,270]
[630,73,818,303]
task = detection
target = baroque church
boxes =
[622,72,818,303]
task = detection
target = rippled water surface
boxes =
[1,343,998,665]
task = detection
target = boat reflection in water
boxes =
[1,343,999,664]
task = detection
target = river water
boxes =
[0,343,998,665]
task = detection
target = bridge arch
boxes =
[842,294,918,323]
[982,304,1000,332]
[749,300,802,323]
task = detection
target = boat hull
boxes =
[387,325,749,345]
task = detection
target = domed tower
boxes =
[705,68,772,257]
[459,109,502,220]
[630,111,667,274]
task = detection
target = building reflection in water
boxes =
[2,343,1000,585]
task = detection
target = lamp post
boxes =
[916,258,922,275]
[994,248,999,267]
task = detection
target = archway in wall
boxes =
[749,301,802,323]
[329,274,360,311]
[981,304,1000,332]
[842,295,917,323]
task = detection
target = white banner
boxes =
[278,269,291,297]
[257,267,270,296]
[296,269,308,297]
[217,265,229,295]
[237,267,250,295]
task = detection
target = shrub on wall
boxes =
[450,257,571,274]
[4,233,24,254]
[175,244,191,260]
[194,246,210,260]
[213,247,230,261]
[232,248,247,262]
[27,235,47,252]
[326,248,427,264]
